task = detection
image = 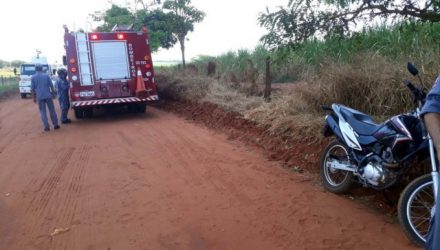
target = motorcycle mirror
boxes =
[407,62,419,76]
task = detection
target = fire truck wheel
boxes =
[20,93,27,99]
[74,109,84,119]
[137,103,146,113]
[127,104,137,113]
[84,109,93,118]
[128,104,146,113]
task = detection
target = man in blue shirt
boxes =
[421,75,440,250]
[55,68,71,124]
[31,64,60,132]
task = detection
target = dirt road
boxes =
[0,96,418,250]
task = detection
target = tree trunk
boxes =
[264,56,271,101]
[179,37,186,68]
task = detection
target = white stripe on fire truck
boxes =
[72,96,160,107]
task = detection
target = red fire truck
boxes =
[63,24,158,118]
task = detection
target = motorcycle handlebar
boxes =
[321,105,332,111]
[403,79,417,92]
[403,79,426,104]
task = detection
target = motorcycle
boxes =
[320,63,438,246]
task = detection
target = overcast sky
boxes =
[0,0,286,64]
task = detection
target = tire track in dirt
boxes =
[26,147,75,214]
[49,145,89,250]
[17,147,75,249]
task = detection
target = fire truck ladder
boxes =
[75,33,94,86]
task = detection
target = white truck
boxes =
[18,56,55,98]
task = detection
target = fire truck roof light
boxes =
[91,34,98,40]
[117,34,125,40]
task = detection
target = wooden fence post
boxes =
[264,56,271,101]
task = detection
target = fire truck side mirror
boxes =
[62,56,67,66]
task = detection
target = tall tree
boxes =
[141,9,177,50]
[258,0,440,48]
[134,0,161,11]
[94,5,133,32]
[10,60,26,68]
[162,0,205,67]
[93,4,176,52]
[0,60,7,69]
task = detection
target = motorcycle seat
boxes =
[338,105,382,136]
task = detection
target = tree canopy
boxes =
[93,0,205,62]
[162,0,205,66]
[95,5,133,32]
[93,4,175,52]
[258,0,440,49]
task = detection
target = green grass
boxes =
[0,82,18,95]
[189,22,440,83]
[0,69,15,77]
[291,22,440,65]
[0,69,18,95]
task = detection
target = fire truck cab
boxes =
[63,24,158,118]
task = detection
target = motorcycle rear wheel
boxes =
[398,174,434,246]
[320,140,354,194]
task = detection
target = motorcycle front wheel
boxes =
[320,140,354,194]
[398,174,434,246]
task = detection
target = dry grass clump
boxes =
[245,92,324,142]
[156,68,265,114]
[155,70,213,101]
[204,81,264,113]
[306,54,437,117]
[247,54,438,141]
[306,55,411,117]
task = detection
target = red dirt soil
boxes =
[154,100,325,172]
[0,96,419,249]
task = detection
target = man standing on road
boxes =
[420,75,440,250]
[31,64,60,132]
[55,68,71,124]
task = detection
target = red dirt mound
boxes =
[154,100,326,173]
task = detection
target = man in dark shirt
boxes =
[31,64,60,132]
[420,75,440,250]
[56,68,71,124]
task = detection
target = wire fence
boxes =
[0,76,18,86]
[0,76,18,96]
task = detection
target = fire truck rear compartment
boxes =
[64,27,158,119]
